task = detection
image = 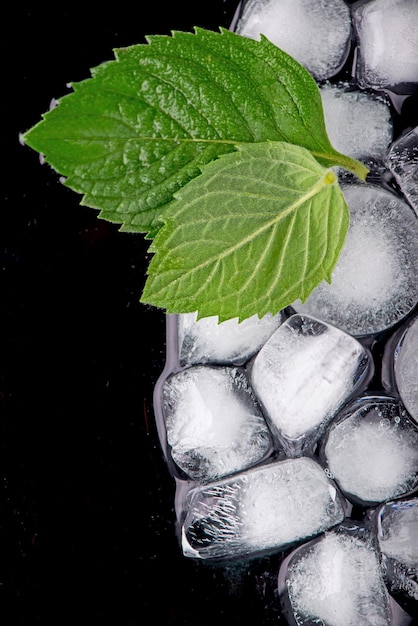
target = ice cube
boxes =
[177,310,284,366]
[394,315,418,425]
[378,499,418,568]
[162,365,272,482]
[283,527,392,626]
[250,314,371,457]
[387,126,418,216]
[293,183,418,337]
[181,457,345,560]
[319,82,393,168]
[377,499,418,604]
[352,0,418,92]
[235,0,351,81]
[322,396,418,505]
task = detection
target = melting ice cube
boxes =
[394,315,418,425]
[377,499,418,604]
[322,396,418,505]
[319,82,393,167]
[352,0,418,91]
[177,310,284,366]
[250,314,371,457]
[283,527,392,626]
[293,183,418,337]
[378,499,418,568]
[181,457,345,560]
[235,0,351,80]
[162,365,272,482]
[387,126,418,216]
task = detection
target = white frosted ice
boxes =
[320,82,393,164]
[177,310,283,366]
[181,457,345,559]
[378,499,418,568]
[324,398,418,503]
[353,0,418,89]
[235,0,351,80]
[394,316,418,424]
[387,126,418,216]
[250,314,370,456]
[286,531,391,626]
[162,365,272,482]
[293,184,418,336]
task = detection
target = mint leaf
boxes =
[141,142,349,321]
[22,28,367,237]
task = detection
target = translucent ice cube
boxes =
[177,310,284,366]
[378,499,418,568]
[181,457,345,560]
[352,0,418,91]
[322,396,418,505]
[393,316,418,424]
[162,365,272,482]
[235,0,351,81]
[387,126,418,216]
[293,184,418,337]
[319,82,393,167]
[250,314,371,457]
[284,528,391,626]
[377,499,418,603]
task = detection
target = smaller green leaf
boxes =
[141,141,349,321]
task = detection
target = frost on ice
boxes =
[162,365,272,482]
[235,0,351,80]
[181,457,345,559]
[293,184,418,337]
[250,314,371,457]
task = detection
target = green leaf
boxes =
[22,27,367,237]
[141,142,350,321]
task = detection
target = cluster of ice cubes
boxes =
[153,0,418,623]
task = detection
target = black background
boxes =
[2,3,282,626]
[4,4,418,626]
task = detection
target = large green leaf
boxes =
[141,142,350,321]
[22,27,366,237]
